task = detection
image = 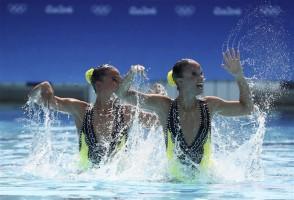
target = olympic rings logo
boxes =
[91,5,112,16]
[7,3,28,15]
[175,5,196,17]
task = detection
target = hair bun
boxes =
[167,70,176,87]
[85,68,94,84]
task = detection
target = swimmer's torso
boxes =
[164,99,211,168]
[79,101,129,167]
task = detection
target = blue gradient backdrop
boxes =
[0,0,293,83]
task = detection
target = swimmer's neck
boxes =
[177,93,197,111]
[94,94,115,110]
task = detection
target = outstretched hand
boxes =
[131,64,145,74]
[124,64,145,83]
[28,82,54,108]
[116,64,145,97]
[222,49,244,79]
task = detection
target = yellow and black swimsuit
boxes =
[79,102,128,169]
[164,99,212,180]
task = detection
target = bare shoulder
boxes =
[70,99,89,117]
[55,97,89,117]
[147,94,171,114]
[203,96,224,114]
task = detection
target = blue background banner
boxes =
[0,0,293,83]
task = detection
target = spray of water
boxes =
[23,77,265,183]
[212,2,292,182]
[21,74,169,182]
[22,99,79,179]
[211,107,266,182]
[21,3,291,184]
[223,3,292,111]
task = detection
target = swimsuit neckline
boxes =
[90,102,119,143]
[175,99,204,149]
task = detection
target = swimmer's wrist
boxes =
[233,72,244,80]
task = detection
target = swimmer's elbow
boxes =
[38,81,52,89]
[42,81,50,86]
[241,102,254,115]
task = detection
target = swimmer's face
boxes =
[178,61,205,94]
[95,68,122,93]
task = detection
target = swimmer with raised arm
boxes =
[29,64,156,169]
[116,49,254,179]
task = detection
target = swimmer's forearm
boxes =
[122,90,140,105]
[235,75,254,113]
[116,70,135,99]
[118,88,153,111]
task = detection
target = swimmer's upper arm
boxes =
[54,97,88,117]
[124,90,171,117]
[53,97,88,130]
[125,105,159,128]
[205,96,253,116]
[29,81,88,128]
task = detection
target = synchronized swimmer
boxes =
[29,48,253,179]
[29,65,156,169]
[116,49,253,179]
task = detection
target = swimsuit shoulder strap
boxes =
[80,105,97,147]
[198,99,211,131]
[165,99,179,144]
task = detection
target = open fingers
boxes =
[222,52,230,67]
[225,49,232,60]
[236,50,240,60]
[230,48,236,59]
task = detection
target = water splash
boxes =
[21,3,292,183]
[21,76,168,182]
[22,99,79,179]
[223,3,292,111]
[213,2,292,182]
[212,106,266,182]
[22,74,266,184]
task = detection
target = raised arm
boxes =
[206,49,254,116]
[116,65,170,120]
[28,81,88,118]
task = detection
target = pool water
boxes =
[0,105,293,199]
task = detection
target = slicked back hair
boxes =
[172,58,195,80]
[91,64,117,92]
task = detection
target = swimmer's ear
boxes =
[85,68,94,84]
[167,70,176,87]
